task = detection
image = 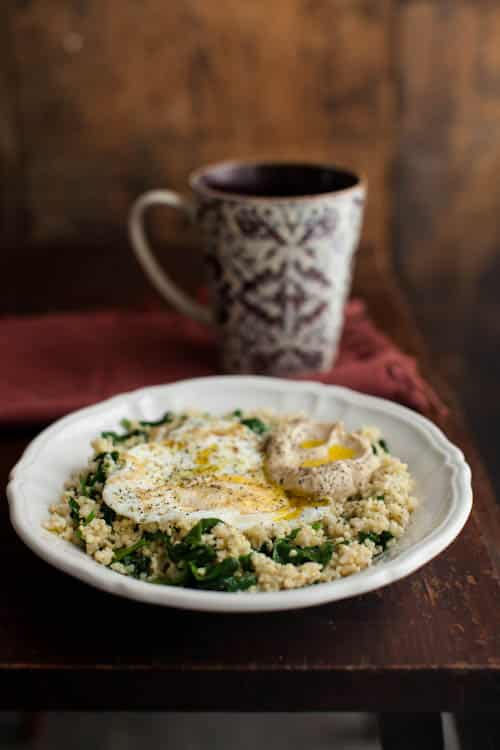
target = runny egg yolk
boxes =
[196,445,217,465]
[300,439,325,449]
[299,440,356,468]
[193,444,218,473]
[274,496,331,521]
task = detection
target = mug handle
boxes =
[128,190,213,325]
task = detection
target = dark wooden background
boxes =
[1,0,499,487]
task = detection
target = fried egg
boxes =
[102,415,294,528]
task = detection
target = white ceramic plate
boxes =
[7,376,472,613]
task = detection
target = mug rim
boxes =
[189,159,367,202]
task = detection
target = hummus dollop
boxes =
[266,418,379,499]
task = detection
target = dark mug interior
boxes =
[192,161,361,199]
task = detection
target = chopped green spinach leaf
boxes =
[101,503,116,525]
[101,429,148,444]
[146,523,256,591]
[271,538,334,567]
[139,412,173,427]
[145,520,221,569]
[68,497,80,524]
[144,530,169,545]
[113,538,148,562]
[216,573,257,592]
[67,497,86,542]
[79,475,90,497]
[358,530,394,550]
[239,553,254,572]
[177,543,217,566]
[184,557,256,591]
[120,550,151,576]
[188,557,239,583]
[183,518,221,546]
[84,451,120,499]
[240,417,269,435]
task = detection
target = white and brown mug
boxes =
[129,160,366,375]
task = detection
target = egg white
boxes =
[102,416,292,528]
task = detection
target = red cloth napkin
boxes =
[0,300,446,425]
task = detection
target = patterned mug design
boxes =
[129,161,365,376]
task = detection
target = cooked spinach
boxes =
[239,554,253,572]
[162,569,190,587]
[113,538,148,562]
[113,537,151,577]
[144,530,170,545]
[199,571,257,592]
[372,439,389,455]
[81,451,120,500]
[183,518,221,545]
[189,557,238,582]
[358,530,394,550]
[145,520,219,564]
[271,538,334,567]
[79,476,89,497]
[68,497,97,537]
[101,413,172,444]
[145,520,257,591]
[231,408,269,435]
[310,521,322,531]
[240,417,269,435]
[101,503,116,525]
[173,542,217,567]
[187,558,257,591]
[160,519,221,566]
[67,498,84,542]
[165,553,256,591]
[101,428,148,444]
[67,497,81,524]
[258,528,334,567]
[139,412,173,427]
[225,573,257,591]
[156,564,256,592]
[118,549,151,576]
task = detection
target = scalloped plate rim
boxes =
[7,376,472,613]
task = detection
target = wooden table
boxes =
[1,252,499,749]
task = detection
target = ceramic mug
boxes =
[129,160,366,375]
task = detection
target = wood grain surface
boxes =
[1,0,393,251]
[394,1,500,463]
[1,256,499,712]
